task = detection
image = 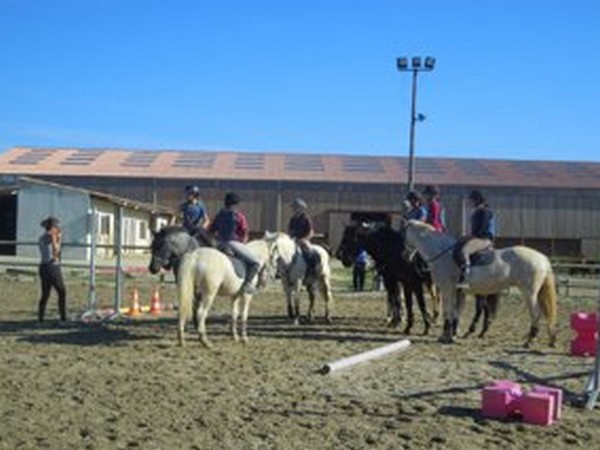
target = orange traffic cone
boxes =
[149,286,162,315]
[127,289,142,317]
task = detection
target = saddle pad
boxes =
[470,249,495,267]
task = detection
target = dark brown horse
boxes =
[336,222,435,335]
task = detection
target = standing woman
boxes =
[38,216,67,322]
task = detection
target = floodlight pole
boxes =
[397,56,436,191]
[407,69,419,192]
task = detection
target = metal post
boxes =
[105,205,124,321]
[407,69,418,191]
[81,207,100,321]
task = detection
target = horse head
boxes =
[336,222,370,267]
[148,226,199,274]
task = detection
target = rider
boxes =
[455,189,495,289]
[180,185,209,239]
[423,185,446,232]
[287,198,318,280]
[403,190,427,222]
[209,192,260,295]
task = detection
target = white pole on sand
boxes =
[320,339,411,375]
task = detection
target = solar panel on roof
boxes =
[234,153,265,170]
[454,160,492,176]
[60,150,104,166]
[562,162,596,178]
[510,161,553,177]
[341,157,384,173]
[121,151,159,167]
[284,155,324,172]
[415,159,446,174]
[9,149,53,165]
[172,153,216,169]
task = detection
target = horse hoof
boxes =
[200,338,213,349]
[422,326,430,336]
[438,335,455,344]
[241,335,248,344]
[402,326,412,335]
[325,317,333,325]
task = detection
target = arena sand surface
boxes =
[1,271,599,450]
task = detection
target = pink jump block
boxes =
[570,312,598,357]
[481,381,562,426]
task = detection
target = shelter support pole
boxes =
[105,205,124,321]
[81,207,101,320]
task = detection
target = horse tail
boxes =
[537,269,558,345]
[177,253,196,323]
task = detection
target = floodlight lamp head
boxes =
[411,57,422,69]
[397,57,409,70]
[424,56,436,70]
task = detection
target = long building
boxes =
[1,146,599,260]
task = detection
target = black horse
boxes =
[336,222,434,335]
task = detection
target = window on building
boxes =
[139,220,148,240]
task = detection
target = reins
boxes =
[423,243,456,264]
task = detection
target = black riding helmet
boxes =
[185,185,201,197]
[40,216,60,230]
[406,190,423,204]
[423,185,439,197]
[224,192,240,207]
[468,189,486,206]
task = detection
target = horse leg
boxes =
[306,284,316,324]
[198,294,216,349]
[383,275,395,325]
[231,295,240,342]
[402,284,414,335]
[284,280,294,320]
[318,277,333,325]
[438,286,457,344]
[414,284,431,336]
[240,294,252,343]
[478,294,497,338]
[464,295,483,338]
[192,293,201,332]
[523,290,542,348]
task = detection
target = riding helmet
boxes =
[185,185,201,197]
[468,189,486,205]
[406,190,423,203]
[292,198,308,210]
[225,192,240,206]
[40,216,60,230]
[423,185,439,197]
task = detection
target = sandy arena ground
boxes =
[1,268,600,450]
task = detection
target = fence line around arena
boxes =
[0,206,158,320]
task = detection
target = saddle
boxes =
[217,243,247,279]
[463,247,495,267]
[292,246,321,283]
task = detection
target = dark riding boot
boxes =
[240,262,260,295]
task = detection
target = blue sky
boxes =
[1,0,598,161]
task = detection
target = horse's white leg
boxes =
[240,293,252,343]
[231,295,240,342]
[177,312,186,347]
[198,294,216,349]
[319,277,333,325]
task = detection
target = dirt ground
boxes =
[1,268,600,450]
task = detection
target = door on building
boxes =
[0,194,17,255]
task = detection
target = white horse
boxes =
[404,220,557,347]
[271,233,333,324]
[174,235,278,347]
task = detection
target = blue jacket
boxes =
[181,201,206,233]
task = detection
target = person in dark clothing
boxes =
[455,190,495,289]
[209,192,260,295]
[403,190,427,222]
[353,249,368,292]
[38,216,67,322]
[287,198,318,280]
[180,185,210,242]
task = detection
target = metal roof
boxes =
[1,146,599,189]
[0,174,174,215]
